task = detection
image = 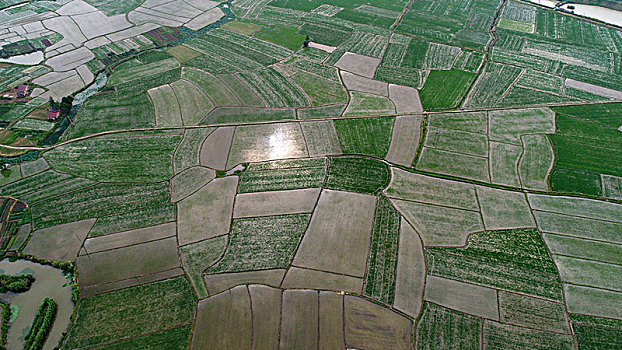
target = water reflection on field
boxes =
[0,259,74,350]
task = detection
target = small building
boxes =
[17,84,28,98]
[46,109,60,120]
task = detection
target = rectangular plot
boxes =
[483,320,574,350]
[88,203,176,237]
[428,111,487,134]
[227,123,308,169]
[534,210,622,244]
[544,234,622,265]
[425,126,488,157]
[334,116,394,158]
[528,194,622,223]
[498,291,570,333]
[417,147,490,182]
[319,291,344,349]
[83,222,176,254]
[76,237,180,287]
[233,188,320,218]
[424,275,499,320]
[488,108,555,145]
[249,285,281,350]
[416,302,481,350]
[300,120,342,156]
[554,256,622,292]
[238,166,326,193]
[602,174,622,200]
[238,67,309,108]
[181,67,241,106]
[565,284,622,320]
[292,190,376,277]
[280,290,318,349]
[363,196,400,304]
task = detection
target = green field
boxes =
[420,70,475,110]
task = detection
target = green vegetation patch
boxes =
[0,273,34,293]
[325,156,390,195]
[291,70,347,107]
[428,229,564,301]
[65,276,196,349]
[202,107,295,125]
[363,195,400,304]
[31,181,170,229]
[206,214,311,273]
[174,128,214,173]
[420,69,475,110]
[180,236,226,298]
[66,92,155,140]
[24,297,56,350]
[238,158,326,193]
[84,0,143,16]
[167,45,203,64]
[221,20,263,35]
[254,24,305,51]
[483,321,574,350]
[96,325,192,350]
[547,103,622,197]
[45,132,181,182]
[334,117,394,158]
[88,203,176,237]
[416,302,482,350]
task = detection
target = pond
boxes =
[0,259,74,350]
[0,51,45,65]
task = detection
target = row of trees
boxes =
[24,297,57,350]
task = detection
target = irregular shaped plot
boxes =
[181,67,240,106]
[170,166,215,202]
[345,296,412,350]
[179,235,226,298]
[206,214,311,273]
[534,210,622,244]
[186,7,225,31]
[226,123,308,168]
[519,134,554,190]
[424,275,499,320]
[489,108,555,145]
[204,269,286,295]
[554,256,622,292]
[190,285,251,350]
[385,115,422,167]
[544,233,622,265]
[391,198,483,246]
[386,168,479,210]
[148,84,183,127]
[489,141,522,187]
[325,156,390,195]
[170,79,213,125]
[238,159,327,193]
[199,126,234,170]
[24,218,95,261]
[393,218,425,317]
[334,52,381,78]
[389,84,423,113]
[292,189,376,277]
[177,176,237,245]
[340,71,388,96]
[46,47,95,72]
[281,266,363,292]
[174,127,215,173]
[602,174,622,200]
[343,91,396,116]
[233,188,320,218]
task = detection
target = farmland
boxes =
[0,0,620,348]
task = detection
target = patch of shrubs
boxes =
[24,297,57,350]
[0,273,34,293]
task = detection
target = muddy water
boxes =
[0,259,74,350]
[0,51,44,65]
